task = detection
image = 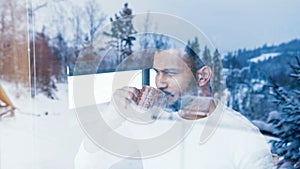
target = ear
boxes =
[196,66,212,87]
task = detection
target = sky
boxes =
[106,0,300,53]
[34,0,300,54]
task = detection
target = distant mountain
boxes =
[223,39,300,68]
[222,39,300,88]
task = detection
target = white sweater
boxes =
[74,102,274,169]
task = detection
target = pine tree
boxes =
[185,37,200,56]
[226,68,241,110]
[51,33,68,82]
[104,3,137,62]
[153,34,170,50]
[212,49,223,97]
[269,56,300,167]
[202,46,212,67]
[193,37,200,55]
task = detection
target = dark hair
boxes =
[184,46,205,77]
[148,33,206,75]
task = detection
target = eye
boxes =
[165,71,178,76]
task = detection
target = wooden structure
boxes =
[0,85,15,119]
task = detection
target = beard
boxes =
[165,97,181,112]
[164,79,198,112]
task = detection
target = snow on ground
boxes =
[250,52,280,63]
[0,81,85,169]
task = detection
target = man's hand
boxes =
[112,87,140,109]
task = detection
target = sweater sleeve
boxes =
[99,102,126,129]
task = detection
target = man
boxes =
[118,49,214,119]
[75,48,274,169]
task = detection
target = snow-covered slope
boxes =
[249,53,280,63]
[0,81,84,169]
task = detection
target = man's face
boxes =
[153,50,197,109]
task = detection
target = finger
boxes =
[123,87,140,97]
[113,87,139,104]
[120,87,140,103]
[112,90,132,109]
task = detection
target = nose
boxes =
[156,72,168,89]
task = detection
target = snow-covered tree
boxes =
[269,56,300,167]
[186,37,200,56]
[202,46,213,67]
[226,68,241,110]
[153,34,170,50]
[51,33,69,82]
[212,49,223,97]
[104,3,137,62]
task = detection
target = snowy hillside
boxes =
[250,53,280,63]
[0,81,84,169]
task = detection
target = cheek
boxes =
[166,77,182,93]
[173,74,193,92]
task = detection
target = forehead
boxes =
[153,49,190,70]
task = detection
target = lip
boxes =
[165,95,172,101]
[163,92,175,104]
[161,90,174,97]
